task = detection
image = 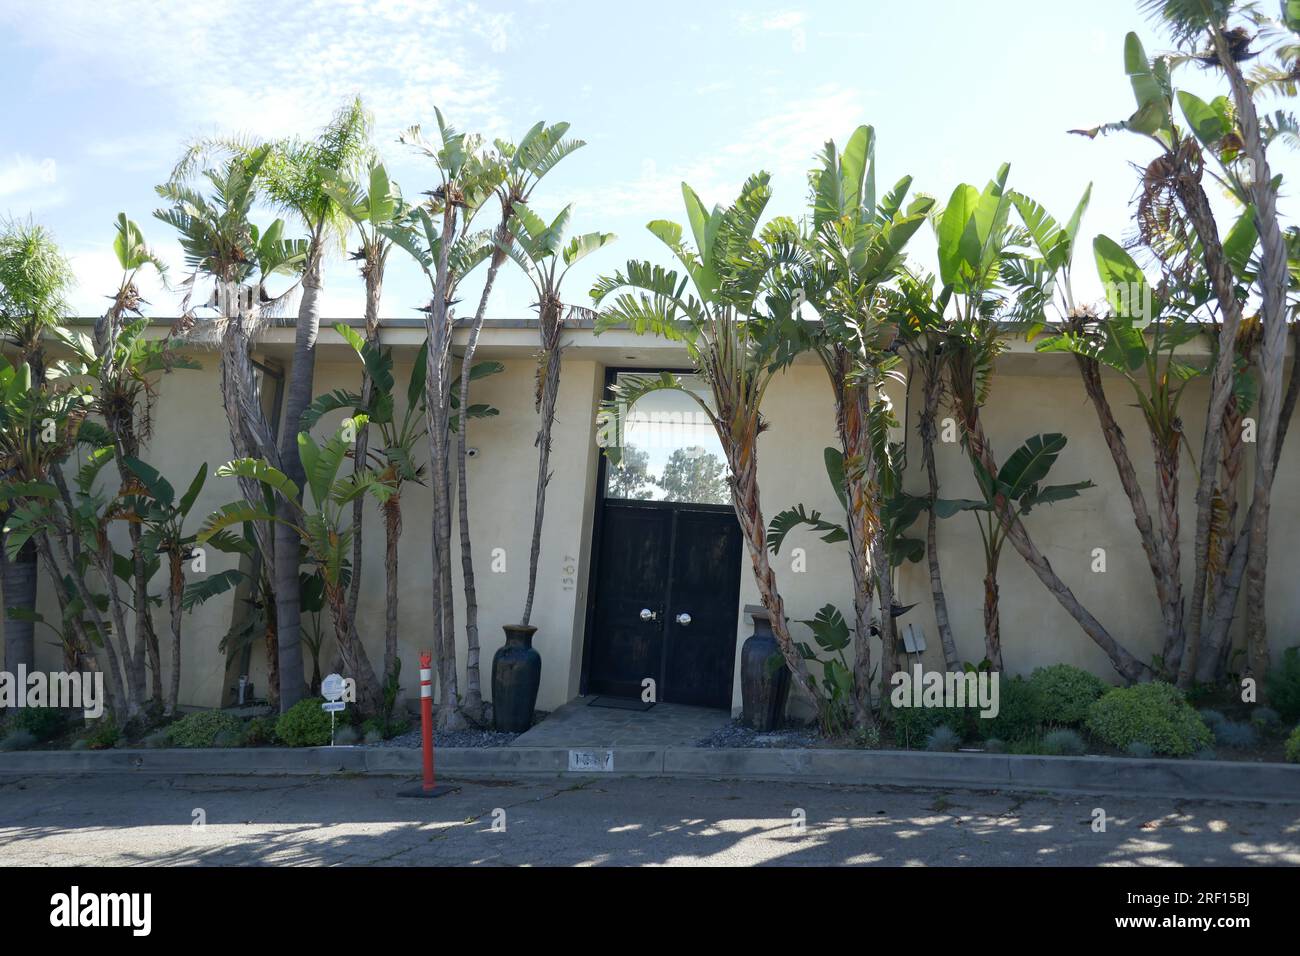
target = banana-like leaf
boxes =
[215,459,299,503]
[767,504,847,554]
[183,569,246,610]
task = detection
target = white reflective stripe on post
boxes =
[420,668,432,681]
[421,684,432,698]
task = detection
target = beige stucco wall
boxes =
[13,327,1298,718]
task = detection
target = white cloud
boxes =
[0,155,58,197]
[0,0,508,144]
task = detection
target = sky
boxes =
[1,0,1293,323]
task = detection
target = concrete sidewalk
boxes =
[512,697,729,747]
[1,773,1295,866]
[3,744,1299,804]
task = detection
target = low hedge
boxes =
[1028,664,1109,727]
[1086,682,1213,757]
[167,710,244,748]
[275,698,333,747]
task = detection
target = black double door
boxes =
[585,502,743,709]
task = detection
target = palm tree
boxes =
[155,145,308,708]
[301,324,432,685]
[452,124,582,716]
[935,434,1095,670]
[122,457,247,714]
[255,99,374,712]
[1136,2,1294,687]
[393,112,496,729]
[775,126,934,720]
[79,215,189,706]
[322,161,408,651]
[1035,232,1206,679]
[500,204,615,630]
[203,416,392,715]
[592,173,817,702]
[0,217,73,673]
[937,166,1154,682]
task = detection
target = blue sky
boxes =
[1,0,1292,321]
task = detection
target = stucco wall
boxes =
[13,331,1298,718]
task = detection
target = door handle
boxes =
[676,612,692,626]
[640,608,658,622]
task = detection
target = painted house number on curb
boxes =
[568,749,615,772]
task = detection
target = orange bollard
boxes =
[398,650,457,799]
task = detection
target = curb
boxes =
[1,746,1297,803]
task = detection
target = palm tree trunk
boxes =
[421,201,465,732]
[39,532,124,720]
[917,351,959,671]
[722,418,816,703]
[982,564,1002,671]
[962,411,1153,683]
[382,493,402,683]
[273,256,325,712]
[1174,167,1245,687]
[522,339,563,626]
[1073,354,1181,676]
[829,365,876,729]
[347,270,384,626]
[1196,330,1300,683]
[1,534,38,671]
[458,247,507,717]
[325,587,381,716]
[1152,434,1184,677]
[1206,21,1287,687]
[167,553,183,715]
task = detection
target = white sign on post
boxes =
[321,673,347,746]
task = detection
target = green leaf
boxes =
[214,459,299,504]
[798,603,852,654]
[1177,90,1227,148]
[123,456,176,508]
[183,569,246,610]
[997,433,1070,500]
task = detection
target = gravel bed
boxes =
[371,727,520,749]
[696,721,820,749]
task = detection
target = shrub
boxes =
[1212,719,1258,750]
[983,738,1006,754]
[1126,741,1154,759]
[1197,708,1226,731]
[1250,706,1280,730]
[1041,728,1086,756]
[8,707,68,742]
[925,726,961,752]
[853,724,882,750]
[275,698,332,747]
[976,676,1042,742]
[1285,726,1300,764]
[242,716,277,746]
[1028,664,1109,727]
[0,729,37,751]
[886,701,966,749]
[167,710,244,748]
[1195,747,1218,761]
[82,718,120,750]
[1086,682,1213,757]
[1266,647,1300,722]
[141,730,170,749]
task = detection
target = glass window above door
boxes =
[603,373,730,505]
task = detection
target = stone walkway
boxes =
[512,697,730,747]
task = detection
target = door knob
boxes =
[640,608,658,622]
[676,612,692,626]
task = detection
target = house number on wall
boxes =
[561,554,578,591]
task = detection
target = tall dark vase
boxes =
[492,624,541,733]
[740,606,789,731]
